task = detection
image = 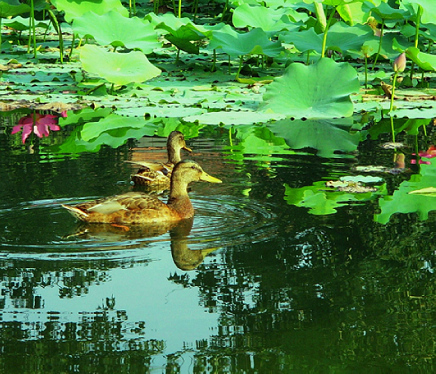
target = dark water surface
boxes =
[1,125,436,373]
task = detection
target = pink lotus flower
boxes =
[12,113,61,144]
[411,145,436,165]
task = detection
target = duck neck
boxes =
[167,178,194,219]
[167,145,181,164]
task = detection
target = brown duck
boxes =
[127,130,192,187]
[62,160,221,224]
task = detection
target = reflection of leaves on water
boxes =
[168,272,191,287]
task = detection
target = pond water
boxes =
[1,115,436,373]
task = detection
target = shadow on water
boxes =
[1,115,436,372]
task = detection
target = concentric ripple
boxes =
[0,194,278,260]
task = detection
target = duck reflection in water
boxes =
[65,217,219,270]
[169,218,219,271]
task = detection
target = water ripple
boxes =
[0,194,277,259]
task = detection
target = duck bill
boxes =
[183,146,192,153]
[200,172,222,183]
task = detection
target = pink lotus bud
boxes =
[393,53,406,73]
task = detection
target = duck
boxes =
[62,160,221,224]
[126,130,192,188]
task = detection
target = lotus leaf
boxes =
[51,0,127,22]
[208,26,284,58]
[375,160,436,223]
[80,45,161,86]
[72,11,160,53]
[406,47,436,71]
[261,58,360,119]
[0,0,30,18]
[232,4,296,34]
[401,0,436,25]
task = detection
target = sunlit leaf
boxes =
[406,47,436,71]
[51,0,127,23]
[72,11,161,53]
[401,0,436,25]
[208,25,284,58]
[261,58,360,119]
[232,4,296,34]
[80,45,161,86]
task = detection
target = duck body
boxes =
[128,131,191,188]
[62,160,221,225]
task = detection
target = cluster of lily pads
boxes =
[1,0,436,222]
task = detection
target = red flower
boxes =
[411,145,436,164]
[12,113,61,144]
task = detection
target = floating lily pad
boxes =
[375,160,436,223]
[80,45,161,86]
[284,180,386,215]
[261,58,360,119]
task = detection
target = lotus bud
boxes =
[393,53,406,73]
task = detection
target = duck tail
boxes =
[62,204,89,222]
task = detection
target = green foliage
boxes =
[375,160,436,224]
[269,118,361,157]
[72,11,161,53]
[51,0,128,22]
[80,45,161,86]
[208,26,284,58]
[0,0,30,18]
[261,58,360,119]
[284,177,386,215]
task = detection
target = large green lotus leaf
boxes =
[366,1,409,22]
[51,0,127,23]
[279,27,322,54]
[208,26,284,58]
[81,114,154,141]
[375,160,436,223]
[0,0,30,18]
[147,12,206,34]
[80,45,161,85]
[232,4,296,33]
[326,22,377,55]
[280,22,376,55]
[336,1,375,25]
[261,58,360,119]
[406,47,436,71]
[72,11,160,53]
[268,118,360,157]
[401,0,436,25]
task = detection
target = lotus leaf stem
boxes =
[321,7,336,59]
[372,22,384,69]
